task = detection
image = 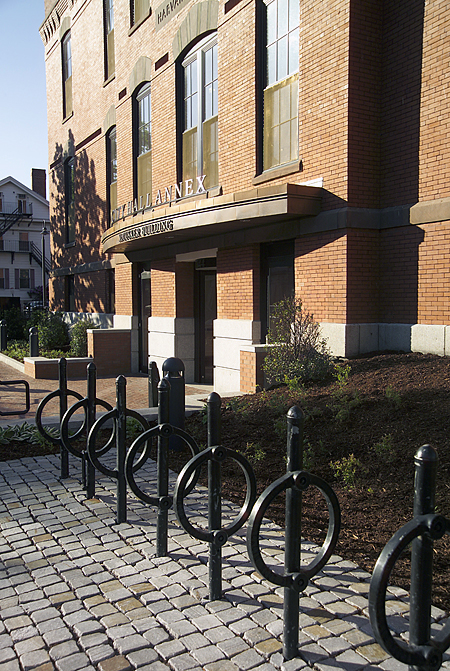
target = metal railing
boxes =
[0,202,33,216]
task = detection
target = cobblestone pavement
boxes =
[0,449,447,671]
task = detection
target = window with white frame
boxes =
[135,84,152,206]
[104,0,115,79]
[181,34,218,191]
[107,126,117,224]
[62,31,73,118]
[0,269,8,289]
[19,269,30,290]
[263,0,299,171]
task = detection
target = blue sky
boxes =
[0,1,48,194]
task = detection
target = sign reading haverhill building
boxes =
[155,0,190,30]
[118,219,174,243]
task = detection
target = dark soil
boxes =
[2,352,450,611]
[180,352,450,613]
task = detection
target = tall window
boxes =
[62,31,73,118]
[135,84,152,205]
[0,269,8,289]
[107,127,117,225]
[65,275,75,312]
[104,0,115,79]
[263,0,299,171]
[181,35,218,191]
[131,0,150,26]
[18,269,31,290]
[19,232,28,252]
[65,157,75,243]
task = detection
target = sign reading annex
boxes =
[111,175,207,225]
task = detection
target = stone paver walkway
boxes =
[0,355,448,671]
[0,448,446,671]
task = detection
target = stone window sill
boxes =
[253,159,302,186]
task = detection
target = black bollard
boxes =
[29,327,39,357]
[208,392,223,601]
[162,357,185,450]
[148,360,160,407]
[0,320,6,351]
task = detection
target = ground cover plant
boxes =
[1,352,450,611]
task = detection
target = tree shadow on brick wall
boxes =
[49,129,112,313]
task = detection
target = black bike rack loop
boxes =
[86,375,150,524]
[0,379,31,416]
[87,407,149,479]
[370,514,450,671]
[35,388,84,444]
[174,445,257,545]
[124,423,200,506]
[35,358,84,479]
[247,470,341,589]
[369,444,450,671]
[60,397,114,457]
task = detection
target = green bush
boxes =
[69,318,98,357]
[262,296,333,386]
[0,307,27,340]
[35,311,70,350]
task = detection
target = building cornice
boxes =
[101,183,323,254]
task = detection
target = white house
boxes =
[0,170,50,310]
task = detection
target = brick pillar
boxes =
[215,245,261,393]
[148,259,195,382]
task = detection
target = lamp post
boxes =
[41,224,48,309]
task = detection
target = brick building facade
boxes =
[40,0,450,392]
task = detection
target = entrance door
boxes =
[195,266,217,384]
[139,270,151,373]
[261,240,294,341]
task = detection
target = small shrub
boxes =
[274,416,286,439]
[372,433,396,463]
[330,453,362,489]
[303,439,325,470]
[332,363,351,392]
[4,341,28,362]
[0,307,27,340]
[329,390,362,423]
[237,441,265,466]
[70,318,99,357]
[385,386,402,409]
[34,311,69,351]
[262,296,333,386]
[0,422,58,448]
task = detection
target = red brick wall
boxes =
[240,349,265,394]
[379,226,423,324]
[151,259,176,318]
[346,228,380,323]
[175,262,194,319]
[217,245,260,321]
[87,329,131,374]
[115,262,138,316]
[347,0,382,208]
[295,232,347,322]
